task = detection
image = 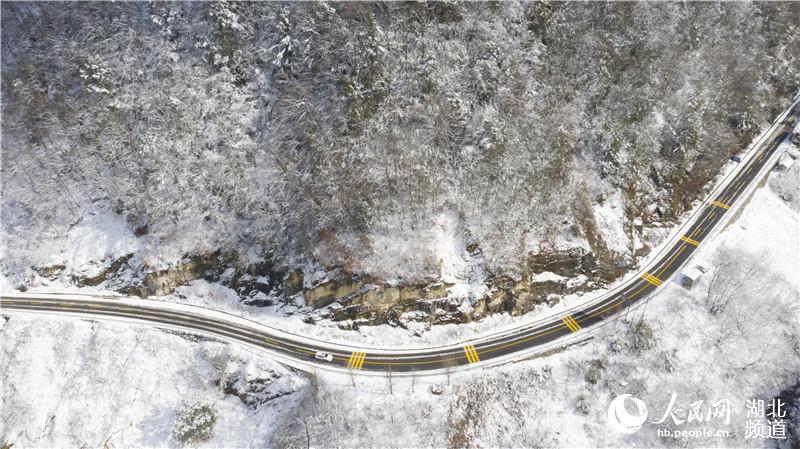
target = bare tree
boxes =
[706,250,760,315]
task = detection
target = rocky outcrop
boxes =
[528,250,598,278]
[352,283,451,309]
[55,242,629,330]
[218,367,292,409]
[74,254,134,287]
[303,280,452,311]
[50,240,635,331]
[301,246,634,327]
[33,264,66,280]
[303,278,369,308]
[529,247,633,283]
[120,251,236,297]
[473,275,568,317]
[283,269,304,296]
[119,251,295,301]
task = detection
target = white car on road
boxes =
[314,351,334,362]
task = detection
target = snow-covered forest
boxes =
[2,2,800,448]
[3,2,799,289]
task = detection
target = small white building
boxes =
[681,266,705,290]
[775,152,796,171]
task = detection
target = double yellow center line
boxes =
[641,272,664,287]
[463,345,480,364]
[347,352,367,370]
[711,200,730,210]
[562,315,582,333]
[680,235,700,247]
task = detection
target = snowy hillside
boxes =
[2,142,797,448]
[2,3,800,319]
[1,3,799,447]
[276,150,800,448]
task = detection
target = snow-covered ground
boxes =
[2,142,797,448]
[0,314,307,448]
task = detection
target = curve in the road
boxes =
[2,100,798,374]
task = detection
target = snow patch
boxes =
[64,213,141,278]
[433,210,469,284]
[532,271,566,283]
[593,191,629,254]
[0,313,306,448]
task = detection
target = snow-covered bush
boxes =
[627,318,656,353]
[172,400,218,446]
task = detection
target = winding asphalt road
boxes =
[2,101,798,374]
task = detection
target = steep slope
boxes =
[2,2,799,323]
